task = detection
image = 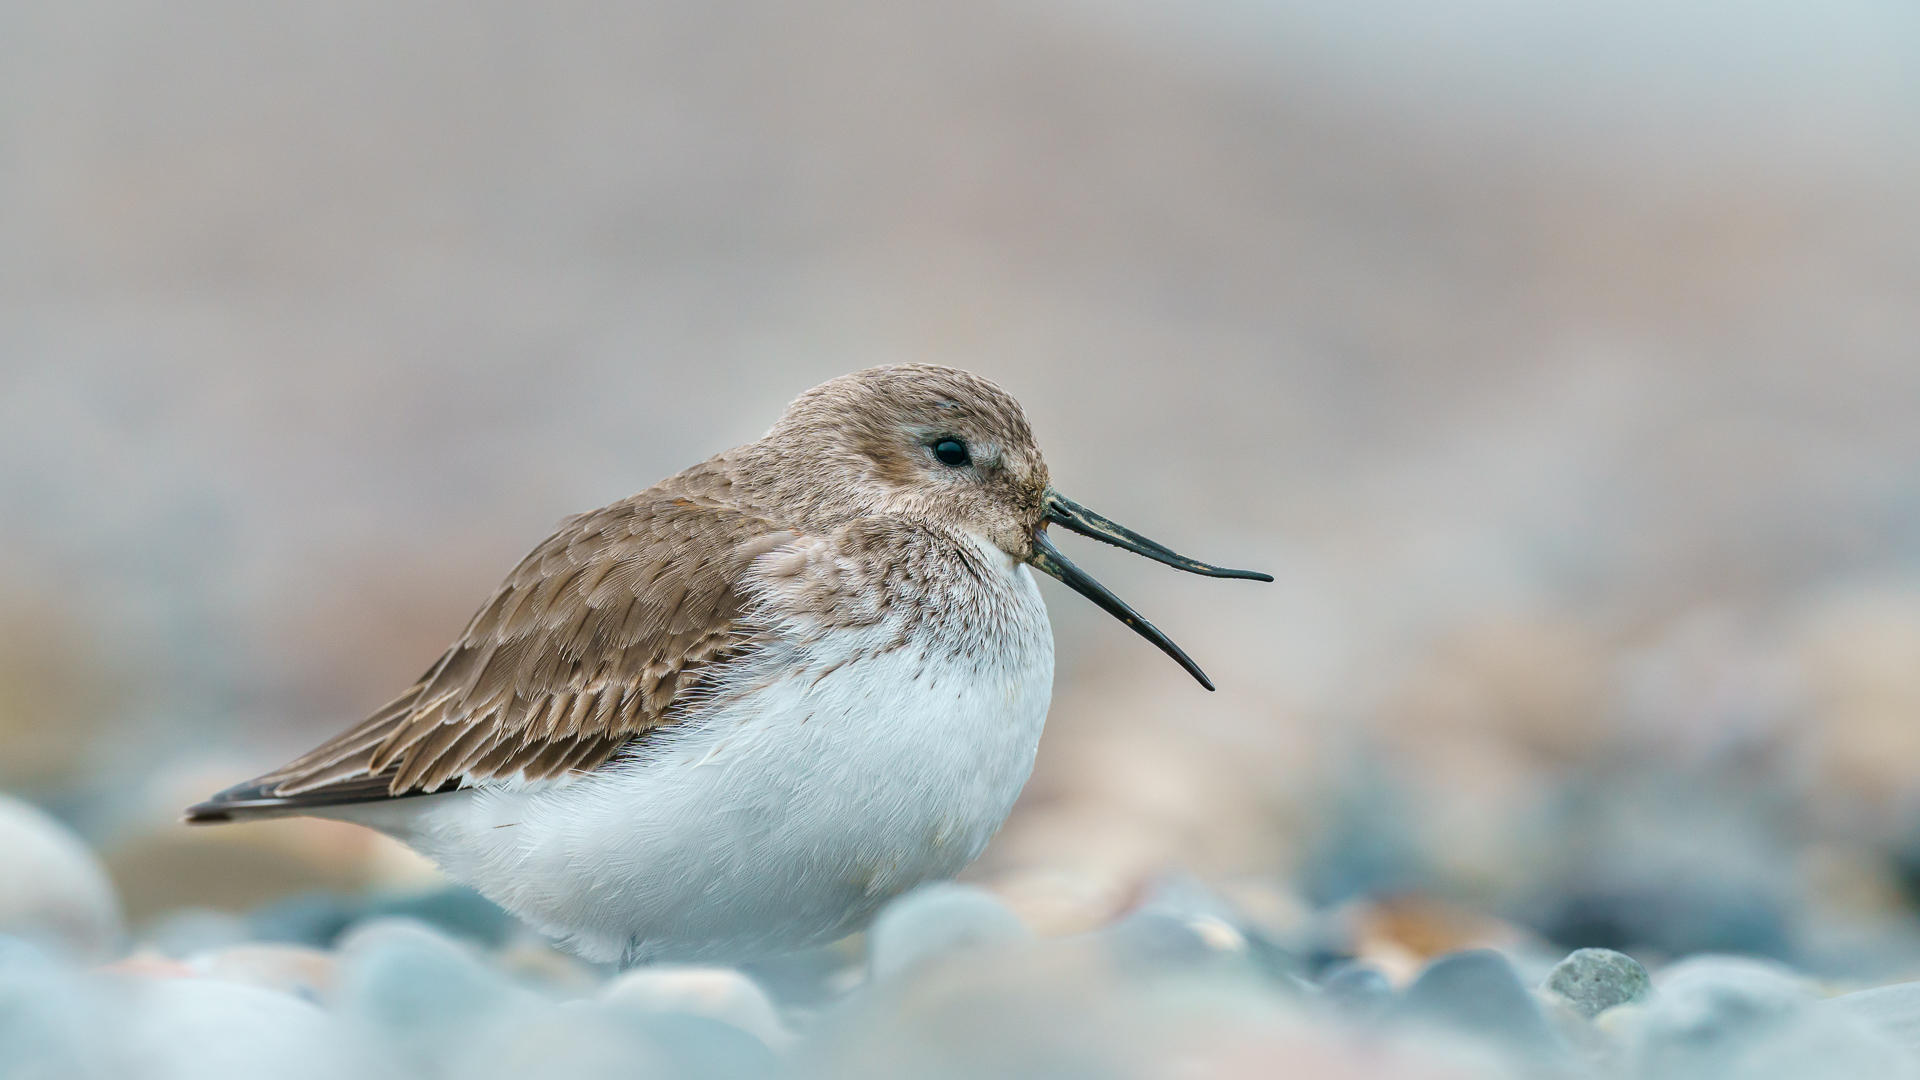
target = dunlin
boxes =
[187,366,1270,964]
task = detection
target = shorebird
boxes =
[187,365,1270,964]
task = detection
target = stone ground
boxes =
[7,792,1920,1080]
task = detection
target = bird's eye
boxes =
[932,438,971,467]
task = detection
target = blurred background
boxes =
[4,0,1920,980]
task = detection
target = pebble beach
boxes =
[8,790,1920,1080]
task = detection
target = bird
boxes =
[186,365,1271,965]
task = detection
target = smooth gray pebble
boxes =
[1544,947,1652,1018]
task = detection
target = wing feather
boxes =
[186,475,797,821]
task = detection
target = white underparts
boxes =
[332,548,1054,964]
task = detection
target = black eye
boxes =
[932,438,971,467]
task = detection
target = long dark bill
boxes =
[1046,492,1274,582]
[1030,529,1220,690]
[1029,493,1274,691]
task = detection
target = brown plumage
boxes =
[186,364,1051,820]
[269,485,792,799]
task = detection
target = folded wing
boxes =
[187,482,795,823]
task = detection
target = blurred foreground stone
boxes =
[1823,981,1920,1062]
[1395,949,1567,1060]
[0,793,123,960]
[602,965,794,1049]
[1616,956,1911,1079]
[10,845,1920,1079]
[117,976,367,1080]
[868,883,1034,982]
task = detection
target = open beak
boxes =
[1028,491,1273,691]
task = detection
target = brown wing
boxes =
[187,482,795,822]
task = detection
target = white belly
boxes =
[349,567,1054,964]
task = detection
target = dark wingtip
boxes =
[183,773,451,824]
[182,804,234,825]
[182,777,285,825]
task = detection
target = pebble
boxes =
[1098,873,1266,978]
[1624,956,1908,1080]
[1318,959,1393,1020]
[361,885,518,948]
[476,1004,678,1080]
[144,908,252,958]
[116,976,368,1080]
[0,934,106,1078]
[247,891,360,948]
[0,793,123,961]
[601,965,794,1049]
[186,943,337,1003]
[335,918,541,1079]
[482,1001,786,1080]
[1654,954,1814,999]
[1820,980,1920,1061]
[867,883,1034,981]
[250,885,517,950]
[19,804,1920,1080]
[1542,947,1652,1018]
[741,939,865,1009]
[1394,949,1565,1057]
[1102,909,1231,974]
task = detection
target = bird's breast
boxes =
[690,555,1056,869]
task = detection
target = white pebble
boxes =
[115,977,367,1080]
[1626,955,1907,1079]
[601,965,793,1048]
[186,943,336,1003]
[0,793,122,961]
[867,883,1033,982]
